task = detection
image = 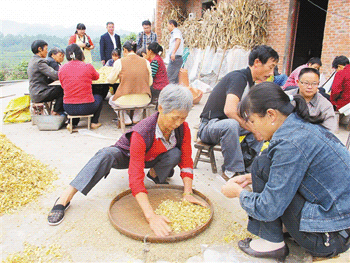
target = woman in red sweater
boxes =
[48,85,206,237]
[68,23,94,63]
[58,44,103,129]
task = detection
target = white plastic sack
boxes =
[189,49,203,81]
[211,48,225,75]
[218,49,229,80]
[227,47,250,72]
[201,46,215,75]
[184,49,196,72]
[191,79,212,93]
[164,49,170,65]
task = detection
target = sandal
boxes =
[47,198,70,226]
[238,238,289,262]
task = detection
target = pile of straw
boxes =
[160,6,186,49]
[161,0,269,50]
[0,133,58,214]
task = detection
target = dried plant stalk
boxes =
[155,199,211,234]
[0,133,58,215]
[160,0,269,51]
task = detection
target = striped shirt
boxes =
[150,60,159,78]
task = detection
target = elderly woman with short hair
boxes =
[48,84,205,237]
[47,47,65,71]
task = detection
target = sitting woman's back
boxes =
[58,44,103,129]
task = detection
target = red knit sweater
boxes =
[128,122,193,196]
[58,60,99,104]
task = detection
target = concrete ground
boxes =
[1,81,349,262]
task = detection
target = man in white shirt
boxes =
[100,22,121,66]
[167,20,184,84]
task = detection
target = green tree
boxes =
[121,32,137,46]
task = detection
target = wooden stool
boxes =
[113,104,156,133]
[67,114,93,133]
[193,141,222,174]
[193,135,253,174]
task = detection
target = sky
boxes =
[2,0,157,32]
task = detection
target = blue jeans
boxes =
[198,118,262,174]
[70,146,181,195]
[248,153,350,257]
[63,94,103,125]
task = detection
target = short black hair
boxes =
[31,40,48,54]
[106,22,114,26]
[48,47,65,58]
[111,48,121,57]
[332,56,349,69]
[307,57,322,67]
[66,44,84,61]
[248,45,279,66]
[136,46,147,57]
[123,40,137,53]
[142,20,151,26]
[298,67,320,79]
[147,42,163,55]
[168,20,178,27]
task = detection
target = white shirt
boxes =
[168,28,184,58]
[109,33,116,49]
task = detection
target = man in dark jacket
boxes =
[100,22,121,66]
[27,40,64,114]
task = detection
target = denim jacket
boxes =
[240,113,350,232]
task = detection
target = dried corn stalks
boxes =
[0,133,58,214]
[160,0,269,50]
[160,6,186,50]
[155,199,211,233]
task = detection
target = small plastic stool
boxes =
[67,114,93,133]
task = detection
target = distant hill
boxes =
[0,20,133,39]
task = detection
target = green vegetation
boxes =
[0,32,136,81]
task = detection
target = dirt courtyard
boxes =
[1,81,349,262]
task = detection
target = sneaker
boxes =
[122,111,132,126]
[132,109,143,124]
[146,172,169,184]
[47,198,71,226]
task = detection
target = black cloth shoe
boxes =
[146,172,169,184]
[238,238,289,262]
[47,198,71,226]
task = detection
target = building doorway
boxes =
[292,0,329,70]
[202,0,215,12]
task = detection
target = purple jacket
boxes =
[115,112,184,156]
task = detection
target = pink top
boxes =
[58,60,99,104]
[283,64,308,89]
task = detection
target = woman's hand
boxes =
[183,192,208,207]
[232,174,252,188]
[221,178,245,198]
[147,214,172,237]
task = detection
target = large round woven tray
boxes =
[108,185,214,243]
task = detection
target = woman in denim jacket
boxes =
[222,82,350,262]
